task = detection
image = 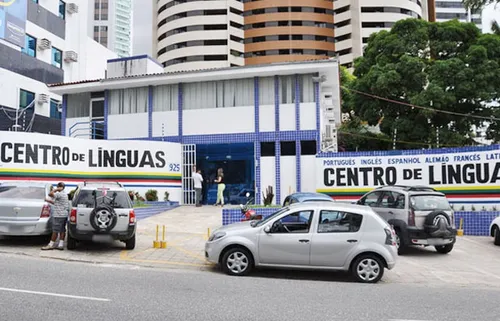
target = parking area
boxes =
[0,206,499,287]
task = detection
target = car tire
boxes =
[435,243,454,254]
[221,247,253,276]
[125,235,136,250]
[67,234,77,250]
[494,226,500,246]
[395,228,408,255]
[351,254,384,284]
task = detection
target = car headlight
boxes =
[208,231,226,242]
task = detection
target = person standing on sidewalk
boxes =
[192,166,204,207]
[214,168,226,207]
[42,182,69,251]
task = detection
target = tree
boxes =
[492,21,500,35]
[463,0,499,10]
[350,19,500,148]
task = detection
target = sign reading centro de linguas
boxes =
[316,146,500,203]
[0,0,27,48]
[0,132,182,194]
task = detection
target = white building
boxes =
[0,0,117,134]
[49,57,341,205]
[89,0,132,57]
[435,0,482,30]
[333,0,430,68]
[154,0,245,72]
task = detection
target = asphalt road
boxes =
[0,254,499,321]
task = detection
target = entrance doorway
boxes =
[90,98,105,139]
[196,143,255,205]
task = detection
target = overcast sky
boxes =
[130,1,500,57]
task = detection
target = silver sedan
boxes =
[206,202,398,283]
[0,181,53,236]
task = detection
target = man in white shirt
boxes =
[192,166,204,207]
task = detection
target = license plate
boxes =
[92,234,113,242]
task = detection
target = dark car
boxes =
[282,192,334,207]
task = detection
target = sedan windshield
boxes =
[252,207,289,227]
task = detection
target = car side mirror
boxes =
[264,226,271,233]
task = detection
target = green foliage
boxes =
[350,19,500,148]
[68,189,76,201]
[164,191,170,201]
[262,186,274,206]
[463,0,498,10]
[145,189,158,202]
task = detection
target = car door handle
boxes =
[298,239,310,243]
[388,211,394,215]
[347,239,358,243]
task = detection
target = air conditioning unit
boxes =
[37,94,49,104]
[64,50,78,62]
[38,38,51,50]
[324,124,337,140]
[66,3,79,14]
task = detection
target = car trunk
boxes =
[410,194,454,228]
[0,199,45,221]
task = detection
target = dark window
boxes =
[22,34,37,57]
[300,141,317,155]
[271,210,313,233]
[52,47,62,68]
[260,142,275,157]
[74,190,132,209]
[59,0,66,19]
[280,141,296,156]
[278,35,289,41]
[379,192,405,209]
[230,21,243,29]
[50,99,61,119]
[19,89,35,109]
[318,210,363,233]
[359,191,383,207]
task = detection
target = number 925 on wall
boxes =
[169,163,180,172]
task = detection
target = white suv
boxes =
[67,182,136,250]
[205,202,397,283]
[357,185,457,255]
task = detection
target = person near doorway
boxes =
[192,166,203,207]
[214,168,225,207]
[42,182,69,250]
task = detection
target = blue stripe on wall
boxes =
[103,90,109,139]
[254,77,261,204]
[61,94,67,136]
[274,75,281,205]
[295,74,301,192]
[314,82,321,152]
[148,86,153,139]
[178,83,183,142]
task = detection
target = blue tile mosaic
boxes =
[178,83,183,141]
[314,82,321,152]
[294,75,301,193]
[222,208,500,236]
[254,77,261,204]
[148,86,153,139]
[296,140,301,192]
[61,94,67,136]
[103,90,109,140]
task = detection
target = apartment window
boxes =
[59,1,66,19]
[52,47,62,68]
[109,88,148,114]
[22,34,36,57]
[19,89,35,109]
[50,99,61,119]
[183,79,254,109]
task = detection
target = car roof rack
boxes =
[83,180,123,187]
[376,185,436,192]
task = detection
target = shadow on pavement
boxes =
[69,240,126,253]
[399,245,451,257]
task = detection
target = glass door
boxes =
[90,99,105,139]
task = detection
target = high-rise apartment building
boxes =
[434,0,482,29]
[89,0,133,57]
[154,0,431,71]
[0,0,117,134]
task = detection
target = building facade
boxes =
[434,0,482,30]
[0,0,117,134]
[89,0,133,57]
[49,58,341,205]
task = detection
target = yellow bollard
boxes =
[160,225,167,248]
[153,224,161,248]
[207,227,211,240]
[457,218,464,236]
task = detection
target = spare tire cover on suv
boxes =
[89,204,118,232]
[424,211,452,236]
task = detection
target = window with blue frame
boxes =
[19,89,35,109]
[52,47,62,68]
[59,1,66,19]
[32,0,38,3]
[50,99,61,119]
[22,34,37,57]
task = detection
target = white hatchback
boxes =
[206,202,398,283]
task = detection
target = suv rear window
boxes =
[74,189,132,209]
[410,195,451,211]
[0,186,45,199]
